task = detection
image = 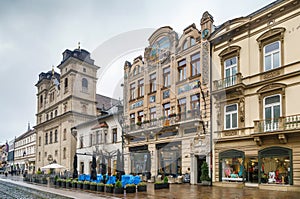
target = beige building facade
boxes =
[34,48,99,172]
[211,0,300,191]
[14,128,36,174]
[123,13,213,184]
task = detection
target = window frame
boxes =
[224,103,238,130]
[263,41,281,71]
[191,53,200,77]
[163,67,171,88]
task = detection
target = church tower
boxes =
[35,45,99,171]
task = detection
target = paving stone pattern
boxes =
[0,180,72,199]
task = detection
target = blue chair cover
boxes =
[85,174,91,181]
[78,174,85,181]
[106,176,116,185]
[133,176,141,185]
[121,175,132,187]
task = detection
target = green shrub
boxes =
[90,182,97,185]
[126,184,136,187]
[163,176,168,183]
[83,181,90,184]
[115,180,122,188]
[137,182,146,186]
[97,182,105,186]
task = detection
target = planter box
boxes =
[154,183,169,189]
[62,181,66,188]
[83,184,90,190]
[126,186,136,193]
[97,185,105,192]
[66,182,71,188]
[114,187,124,194]
[71,183,77,188]
[105,186,114,193]
[77,183,83,189]
[201,181,211,186]
[137,185,147,192]
[90,184,97,191]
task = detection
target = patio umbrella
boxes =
[41,163,65,169]
[91,153,97,181]
[73,154,78,179]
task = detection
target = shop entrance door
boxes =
[197,155,206,183]
[246,157,258,183]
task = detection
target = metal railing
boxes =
[213,73,242,91]
[254,114,300,133]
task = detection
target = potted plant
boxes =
[66,179,72,188]
[137,182,147,192]
[83,181,90,190]
[114,180,124,194]
[125,184,136,193]
[97,182,105,192]
[90,182,97,191]
[200,162,211,186]
[154,177,169,189]
[72,180,78,188]
[77,181,83,189]
[136,121,142,126]
[61,179,66,188]
[105,184,114,193]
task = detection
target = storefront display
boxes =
[221,158,244,181]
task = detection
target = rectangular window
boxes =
[138,79,144,97]
[163,67,171,87]
[264,41,280,71]
[163,103,171,118]
[38,136,41,146]
[138,111,144,123]
[63,148,66,159]
[224,104,238,130]
[178,98,186,119]
[178,59,187,81]
[54,130,58,143]
[130,83,136,100]
[45,133,48,145]
[190,94,200,110]
[191,53,200,76]
[150,73,156,92]
[112,128,117,143]
[130,113,135,125]
[150,107,156,126]
[224,57,237,87]
[264,94,281,131]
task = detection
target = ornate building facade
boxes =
[211,0,300,191]
[123,12,213,184]
[34,48,99,171]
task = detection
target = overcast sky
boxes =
[0,0,274,144]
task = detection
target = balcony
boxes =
[212,73,245,96]
[125,110,203,135]
[253,114,300,135]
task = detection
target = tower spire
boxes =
[78,42,81,50]
[27,122,30,131]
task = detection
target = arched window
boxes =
[191,37,196,46]
[40,95,43,107]
[64,78,68,88]
[183,40,188,50]
[82,78,88,92]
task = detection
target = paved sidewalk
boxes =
[1,175,300,199]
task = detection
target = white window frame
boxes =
[224,56,237,87]
[263,94,281,131]
[224,103,238,130]
[263,41,281,71]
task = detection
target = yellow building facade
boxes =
[211,0,300,191]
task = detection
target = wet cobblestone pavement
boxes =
[0,180,71,199]
[1,175,300,199]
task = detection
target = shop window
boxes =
[224,104,238,130]
[263,94,281,131]
[258,147,292,185]
[219,149,245,182]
